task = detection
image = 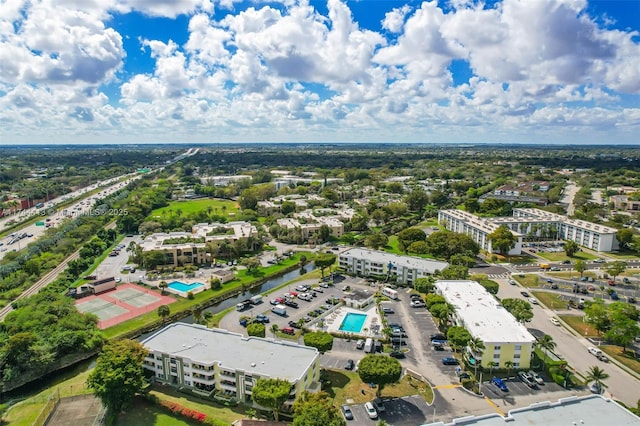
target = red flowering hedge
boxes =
[160,400,208,423]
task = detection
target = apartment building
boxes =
[434,280,536,369]
[338,248,449,286]
[438,208,618,253]
[141,324,321,407]
[140,221,259,267]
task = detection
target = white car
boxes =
[528,297,538,305]
[550,317,560,326]
[410,300,426,308]
[364,401,378,419]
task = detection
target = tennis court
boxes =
[75,283,175,329]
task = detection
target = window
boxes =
[515,345,521,351]
[494,345,501,351]
[493,354,500,359]
[513,363,520,369]
[514,354,521,359]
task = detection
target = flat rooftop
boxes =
[425,395,640,425]
[435,280,536,344]
[142,323,318,381]
[340,248,449,273]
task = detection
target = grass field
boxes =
[323,369,434,406]
[513,274,542,288]
[149,199,240,218]
[600,345,640,376]
[536,251,598,262]
[116,397,200,426]
[531,291,567,310]
[559,315,599,337]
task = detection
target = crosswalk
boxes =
[487,273,510,279]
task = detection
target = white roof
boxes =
[435,280,536,344]
[340,248,449,274]
[142,323,318,382]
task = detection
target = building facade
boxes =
[338,248,449,286]
[438,208,618,253]
[434,280,536,369]
[141,324,321,408]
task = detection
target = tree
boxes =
[469,337,485,378]
[404,189,429,213]
[564,240,579,257]
[252,378,292,421]
[210,277,221,290]
[413,277,435,294]
[605,261,627,283]
[575,259,587,278]
[158,280,168,295]
[439,265,469,280]
[447,326,472,353]
[365,233,389,250]
[616,228,633,249]
[535,335,557,362]
[488,225,516,256]
[504,360,514,377]
[429,303,452,326]
[87,339,148,413]
[449,254,477,268]
[604,314,640,352]
[157,304,170,323]
[271,323,280,338]
[303,332,334,353]
[247,323,266,338]
[478,279,499,295]
[240,257,261,273]
[501,299,534,323]
[357,354,402,396]
[315,253,337,278]
[397,227,427,252]
[585,365,609,389]
[293,391,346,426]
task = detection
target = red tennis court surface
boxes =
[75,283,176,329]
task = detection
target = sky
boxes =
[0,0,639,145]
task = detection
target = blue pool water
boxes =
[168,281,204,293]
[339,313,367,333]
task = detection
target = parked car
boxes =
[364,402,378,419]
[492,377,509,392]
[442,357,459,365]
[382,306,395,314]
[255,314,270,324]
[528,297,538,305]
[288,320,302,329]
[520,291,530,297]
[345,359,355,370]
[319,282,330,288]
[528,370,544,385]
[550,317,560,326]
[372,398,386,413]
[374,340,383,353]
[410,294,423,300]
[341,405,354,420]
[589,382,603,394]
[508,279,516,285]
[430,333,447,341]
[432,341,445,351]
[410,300,426,308]
[281,327,295,335]
[623,277,631,284]
[356,339,365,350]
[518,371,538,388]
[628,297,636,304]
[389,350,405,359]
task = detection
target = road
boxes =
[497,277,640,406]
[561,181,579,216]
[0,174,140,261]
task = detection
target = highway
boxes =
[0,173,140,261]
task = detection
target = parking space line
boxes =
[484,396,506,416]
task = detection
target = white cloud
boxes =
[381,5,411,33]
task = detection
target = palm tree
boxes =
[468,337,485,378]
[193,305,203,324]
[504,360,514,378]
[585,365,609,392]
[271,324,279,339]
[157,304,170,323]
[159,280,168,295]
[536,335,557,362]
[202,311,213,327]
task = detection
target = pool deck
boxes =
[164,279,209,297]
[318,305,383,338]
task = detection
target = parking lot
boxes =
[345,395,433,426]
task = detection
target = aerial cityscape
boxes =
[0,144,639,425]
[1,0,640,425]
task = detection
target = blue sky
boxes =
[1,0,639,145]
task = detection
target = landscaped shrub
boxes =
[160,400,208,423]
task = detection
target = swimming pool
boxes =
[339,312,367,333]
[168,281,204,293]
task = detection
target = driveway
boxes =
[347,396,433,426]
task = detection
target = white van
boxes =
[381,287,399,300]
[364,338,374,353]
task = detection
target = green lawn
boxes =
[323,369,433,406]
[536,251,598,261]
[531,291,567,310]
[385,235,403,255]
[149,199,239,218]
[116,397,200,426]
[513,274,542,288]
[559,314,599,337]
[600,345,640,376]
